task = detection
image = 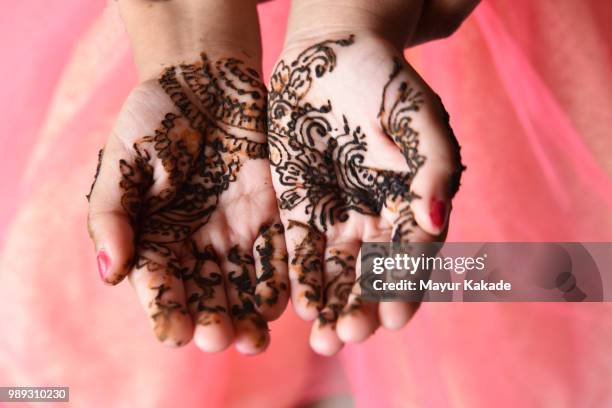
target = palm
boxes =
[90,53,287,354]
[268,34,463,354]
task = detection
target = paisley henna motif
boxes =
[103,54,272,335]
[267,36,426,240]
[268,35,464,323]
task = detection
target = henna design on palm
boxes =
[268,37,425,237]
[287,220,325,303]
[319,250,355,326]
[183,244,225,326]
[105,54,277,338]
[225,246,269,346]
[145,263,190,345]
[267,37,438,321]
[268,34,466,334]
[254,223,289,307]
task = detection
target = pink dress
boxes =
[1,0,611,406]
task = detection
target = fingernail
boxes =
[429,198,447,230]
[97,250,111,283]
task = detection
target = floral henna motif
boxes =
[287,220,325,305]
[140,55,265,228]
[179,55,267,131]
[268,35,464,322]
[184,242,226,326]
[254,223,289,307]
[94,54,273,334]
[319,250,356,326]
[378,57,426,176]
[267,36,428,241]
[226,246,269,347]
[136,257,190,345]
[149,281,189,345]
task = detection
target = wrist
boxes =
[118,0,262,82]
[284,0,423,52]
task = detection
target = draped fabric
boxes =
[1,1,611,406]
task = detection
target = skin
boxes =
[87,0,288,355]
[87,0,478,356]
[283,0,481,50]
[272,0,468,355]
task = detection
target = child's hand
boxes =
[268,32,464,355]
[88,52,288,355]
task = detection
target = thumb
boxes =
[410,156,462,236]
[87,136,148,285]
[410,97,465,236]
[377,59,464,237]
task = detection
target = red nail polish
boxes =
[97,250,110,282]
[430,199,447,229]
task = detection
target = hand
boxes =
[267,33,464,355]
[87,51,288,355]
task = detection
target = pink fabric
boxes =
[1,0,611,406]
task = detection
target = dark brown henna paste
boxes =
[268,36,464,243]
[96,54,271,328]
[226,246,269,347]
[136,258,190,343]
[180,55,267,132]
[287,220,325,304]
[122,54,268,248]
[318,249,355,326]
[149,282,188,344]
[268,36,465,318]
[268,36,420,241]
[184,243,226,326]
[378,57,426,175]
[86,148,104,201]
[254,223,288,307]
[380,59,464,242]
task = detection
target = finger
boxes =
[377,213,437,330]
[379,301,420,330]
[88,136,150,285]
[378,60,464,236]
[128,255,194,347]
[337,248,380,343]
[284,220,326,321]
[222,245,270,355]
[182,243,233,353]
[253,222,290,321]
[338,293,379,342]
[310,242,359,355]
[409,97,464,235]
